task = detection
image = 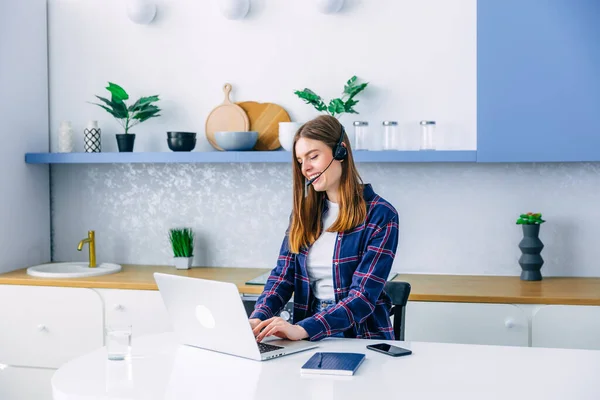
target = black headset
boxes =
[332,125,348,161]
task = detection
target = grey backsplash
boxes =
[51,162,600,277]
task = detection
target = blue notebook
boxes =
[300,352,366,376]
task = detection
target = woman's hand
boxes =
[249,318,262,330]
[253,317,309,342]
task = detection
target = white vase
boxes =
[279,122,302,151]
[174,257,193,270]
[84,120,102,153]
[58,121,74,153]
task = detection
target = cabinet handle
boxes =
[37,324,48,332]
[504,319,515,329]
[114,304,125,311]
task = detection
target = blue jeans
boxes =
[313,298,345,338]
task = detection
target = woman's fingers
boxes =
[253,317,298,342]
[257,323,280,342]
[257,320,288,342]
[252,317,275,337]
[258,325,281,342]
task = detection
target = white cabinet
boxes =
[532,305,600,350]
[404,301,529,347]
[0,365,55,400]
[0,285,103,368]
[95,289,172,338]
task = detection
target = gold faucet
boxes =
[77,230,96,268]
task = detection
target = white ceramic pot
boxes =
[58,121,74,153]
[174,257,193,270]
[279,122,302,151]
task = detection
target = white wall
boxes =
[0,0,51,273]
[47,0,476,152]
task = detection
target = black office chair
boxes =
[384,281,411,341]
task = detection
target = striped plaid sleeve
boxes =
[297,215,399,340]
[250,234,296,321]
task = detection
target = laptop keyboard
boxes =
[257,342,284,354]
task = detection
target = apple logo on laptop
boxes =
[195,304,216,329]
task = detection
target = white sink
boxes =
[27,262,122,278]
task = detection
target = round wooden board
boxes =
[236,101,291,151]
[205,84,249,151]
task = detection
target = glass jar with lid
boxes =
[419,120,436,151]
[353,121,369,150]
[382,121,399,150]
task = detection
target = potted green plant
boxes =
[91,82,161,152]
[516,212,546,281]
[169,228,195,270]
[293,76,369,119]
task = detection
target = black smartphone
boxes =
[366,343,412,357]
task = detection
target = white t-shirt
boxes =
[306,200,339,301]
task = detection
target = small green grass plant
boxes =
[169,228,194,258]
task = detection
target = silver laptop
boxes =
[154,273,317,361]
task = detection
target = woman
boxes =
[250,115,399,342]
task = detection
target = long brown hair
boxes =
[288,115,366,254]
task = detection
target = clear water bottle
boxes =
[419,120,436,151]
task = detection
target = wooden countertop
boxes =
[1,265,600,305]
[395,274,600,306]
[0,265,270,295]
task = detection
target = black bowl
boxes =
[167,137,196,152]
[167,131,197,139]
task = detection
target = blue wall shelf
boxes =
[24,150,477,164]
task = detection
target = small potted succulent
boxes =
[169,227,195,270]
[91,82,161,152]
[516,212,546,281]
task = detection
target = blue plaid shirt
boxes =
[250,184,399,341]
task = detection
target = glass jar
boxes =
[382,121,399,150]
[419,120,436,151]
[353,121,369,150]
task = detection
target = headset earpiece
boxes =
[333,125,347,161]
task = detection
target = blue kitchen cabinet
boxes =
[477,0,600,162]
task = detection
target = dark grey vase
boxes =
[518,224,544,281]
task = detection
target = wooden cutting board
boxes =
[236,101,291,151]
[205,84,249,151]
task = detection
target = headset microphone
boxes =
[306,157,334,187]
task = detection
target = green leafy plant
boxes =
[516,212,546,225]
[169,228,194,258]
[91,82,161,134]
[294,76,369,118]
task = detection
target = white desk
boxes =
[52,332,600,400]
